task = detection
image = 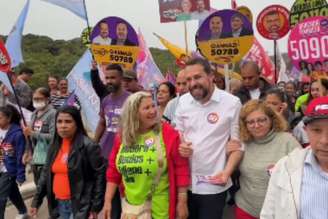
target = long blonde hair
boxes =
[120,91,160,146]
[239,99,288,142]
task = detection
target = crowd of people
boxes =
[0,57,327,219]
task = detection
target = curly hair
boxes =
[239,100,287,142]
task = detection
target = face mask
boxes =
[33,101,47,110]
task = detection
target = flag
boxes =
[5,0,30,68]
[165,70,176,85]
[66,50,100,134]
[41,0,87,20]
[153,33,191,59]
[231,0,237,9]
[276,43,289,82]
[243,37,275,84]
[137,30,164,90]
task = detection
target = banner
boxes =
[66,50,100,134]
[136,30,164,90]
[158,0,211,23]
[288,16,328,80]
[196,9,254,64]
[5,0,30,68]
[90,16,139,70]
[290,0,328,28]
[243,37,275,84]
[41,0,87,20]
[256,5,290,40]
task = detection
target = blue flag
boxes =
[66,50,100,134]
[41,0,87,20]
[5,0,30,68]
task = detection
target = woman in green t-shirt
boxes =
[103,91,190,219]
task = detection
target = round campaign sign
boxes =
[90,16,139,70]
[290,0,328,28]
[237,6,253,24]
[196,9,254,64]
[0,40,11,72]
[257,5,290,40]
[288,16,328,79]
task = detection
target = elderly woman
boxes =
[261,97,328,219]
[30,106,107,219]
[103,91,190,219]
[233,100,300,219]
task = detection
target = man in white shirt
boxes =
[235,61,271,104]
[92,21,112,45]
[191,0,210,23]
[175,58,243,219]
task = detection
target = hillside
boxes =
[0,34,178,89]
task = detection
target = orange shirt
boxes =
[52,138,71,200]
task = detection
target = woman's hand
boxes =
[208,170,230,185]
[102,202,112,219]
[22,126,33,137]
[176,193,188,219]
[88,211,98,219]
[29,207,38,217]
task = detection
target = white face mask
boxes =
[33,101,47,110]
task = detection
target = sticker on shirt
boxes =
[196,175,212,184]
[145,137,154,148]
[33,120,43,132]
[207,112,219,124]
[61,153,69,163]
[266,164,275,176]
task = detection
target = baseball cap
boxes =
[303,96,328,125]
[123,70,137,80]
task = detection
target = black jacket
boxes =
[235,79,272,104]
[31,133,107,219]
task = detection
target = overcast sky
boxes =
[0,0,296,54]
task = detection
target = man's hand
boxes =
[208,171,230,185]
[91,60,97,71]
[226,139,241,156]
[29,207,38,217]
[179,142,193,158]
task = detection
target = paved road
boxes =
[6,200,234,219]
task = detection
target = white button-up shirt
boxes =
[174,87,242,194]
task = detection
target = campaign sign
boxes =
[290,0,328,28]
[0,40,11,73]
[158,0,210,23]
[288,16,328,79]
[237,6,253,24]
[257,5,290,40]
[90,16,139,70]
[196,10,254,64]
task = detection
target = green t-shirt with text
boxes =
[116,130,169,219]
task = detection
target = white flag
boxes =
[41,0,87,20]
[5,0,30,68]
[276,43,289,83]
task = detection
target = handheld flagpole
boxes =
[274,40,277,84]
[183,21,189,55]
[82,0,92,44]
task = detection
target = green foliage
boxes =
[1,34,180,89]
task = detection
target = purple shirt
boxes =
[99,91,130,158]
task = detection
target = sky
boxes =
[0,0,296,55]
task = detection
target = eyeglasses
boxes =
[245,117,269,127]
